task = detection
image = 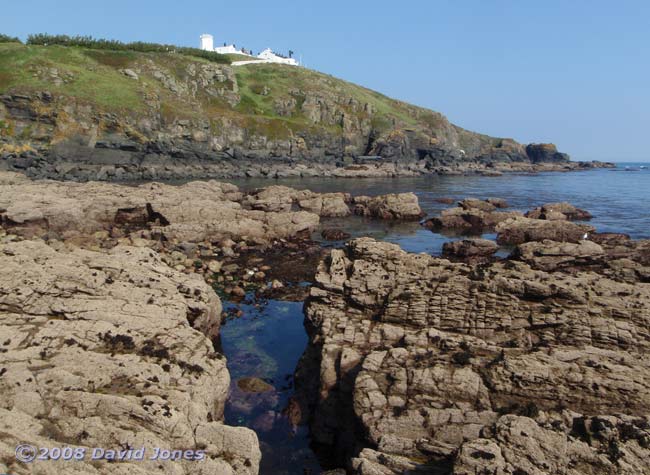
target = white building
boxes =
[214,44,251,56]
[199,34,299,66]
[199,34,214,52]
[257,48,298,65]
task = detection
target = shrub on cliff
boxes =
[0,34,22,44]
[26,34,230,64]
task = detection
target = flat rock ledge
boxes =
[0,173,422,246]
[297,237,650,474]
[0,240,260,475]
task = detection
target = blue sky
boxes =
[4,0,649,161]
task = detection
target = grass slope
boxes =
[0,43,503,149]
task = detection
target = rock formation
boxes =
[297,233,650,474]
[0,173,421,246]
[0,240,260,475]
[525,202,593,221]
[496,217,595,245]
[423,199,523,234]
[441,238,498,264]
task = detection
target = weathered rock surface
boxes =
[242,185,423,220]
[297,237,650,474]
[496,216,595,245]
[0,240,260,475]
[442,238,498,263]
[423,205,522,233]
[321,228,352,241]
[526,202,593,221]
[525,143,571,163]
[512,236,650,282]
[423,200,597,238]
[0,172,319,244]
[351,193,424,220]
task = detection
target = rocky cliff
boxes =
[0,43,608,181]
[297,220,650,473]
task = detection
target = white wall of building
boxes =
[257,48,298,65]
[199,34,213,52]
[214,44,254,56]
[199,35,299,66]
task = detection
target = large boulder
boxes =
[0,240,260,475]
[297,192,352,218]
[512,239,605,271]
[526,202,592,221]
[496,216,595,245]
[525,143,570,163]
[352,193,424,220]
[442,238,498,263]
[423,207,522,233]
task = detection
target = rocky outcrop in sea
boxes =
[296,209,650,473]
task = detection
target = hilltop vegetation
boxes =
[0,37,573,181]
[25,33,231,64]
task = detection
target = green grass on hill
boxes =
[0,44,144,110]
[224,54,263,62]
[0,43,501,149]
[234,63,424,130]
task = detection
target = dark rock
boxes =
[525,143,570,163]
[526,202,592,221]
[321,228,351,241]
[442,238,498,263]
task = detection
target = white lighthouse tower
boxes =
[199,34,214,51]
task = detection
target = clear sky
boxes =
[4,0,649,161]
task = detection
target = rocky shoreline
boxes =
[0,86,614,183]
[0,171,423,475]
[0,149,614,183]
[1,171,648,475]
[296,201,650,474]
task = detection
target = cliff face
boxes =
[0,43,585,181]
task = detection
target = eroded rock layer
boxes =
[0,172,421,245]
[0,240,260,475]
[298,237,650,474]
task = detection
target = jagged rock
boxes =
[526,202,593,221]
[297,237,650,473]
[242,185,422,220]
[512,239,605,271]
[442,238,498,263]
[120,68,139,80]
[321,228,352,241]
[0,240,260,475]
[485,197,509,208]
[423,206,522,233]
[496,216,595,245]
[0,175,319,243]
[297,192,351,218]
[525,143,570,163]
[458,198,497,212]
[351,193,424,220]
